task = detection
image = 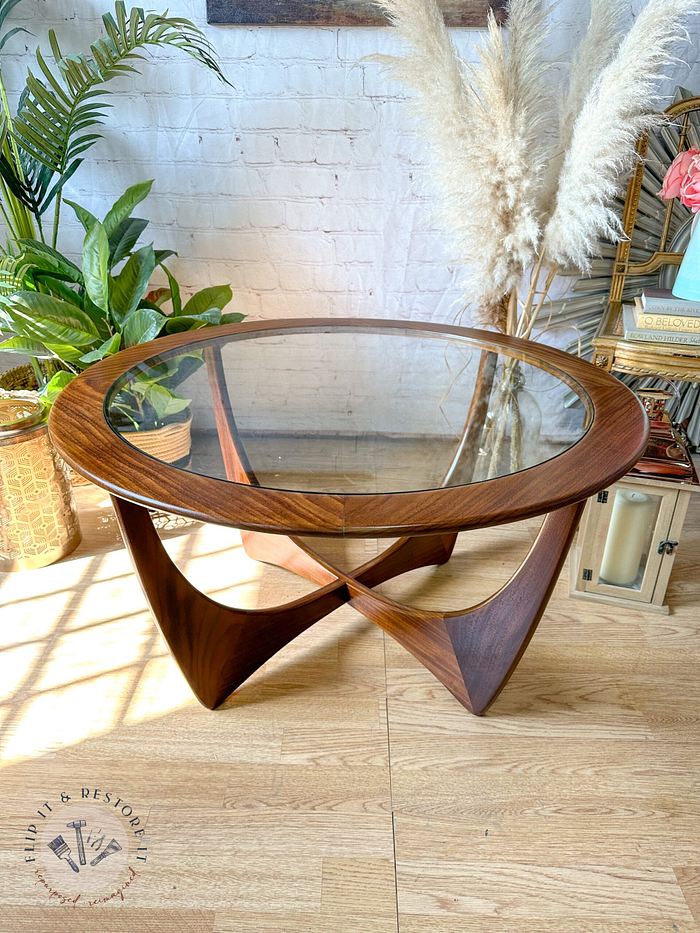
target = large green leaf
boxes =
[31,273,84,309]
[18,238,83,283]
[64,198,98,232]
[121,308,166,347]
[221,312,247,324]
[81,295,111,338]
[181,284,232,317]
[144,383,191,422]
[138,349,204,392]
[80,332,121,363]
[164,308,221,334]
[6,313,95,351]
[2,291,100,349]
[154,249,176,265]
[137,299,165,312]
[43,341,88,364]
[39,370,76,407]
[102,179,153,237]
[82,221,110,313]
[109,216,148,267]
[159,262,181,315]
[110,244,156,325]
[0,335,54,358]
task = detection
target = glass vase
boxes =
[672,211,700,301]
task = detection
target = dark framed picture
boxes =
[206,0,507,27]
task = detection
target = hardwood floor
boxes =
[0,480,698,931]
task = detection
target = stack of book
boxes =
[623,288,700,347]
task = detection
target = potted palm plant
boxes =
[0,0,227,251]
[0,0,232,410]
[0,180,244,462]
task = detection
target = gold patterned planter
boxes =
[0,395,81,571]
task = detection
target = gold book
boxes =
[633,297,700,333]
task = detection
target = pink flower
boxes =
[680,155,700,212]
[659,147,700,199]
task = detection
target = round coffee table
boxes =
[49,319,649,714]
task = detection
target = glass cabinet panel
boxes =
[597,489,662,591]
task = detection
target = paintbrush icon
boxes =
[47,835,80,873]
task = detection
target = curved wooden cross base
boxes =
[111,495,584,714]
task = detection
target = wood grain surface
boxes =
[206,0,507,26]
[48,318,650,538]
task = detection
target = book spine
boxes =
[635,312,700,333]
[624,327,700,346]
[642,299,700,315]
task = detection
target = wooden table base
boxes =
[111,496,584,715]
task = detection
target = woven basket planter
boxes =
[72,417,192,487]
[119,415,192,464]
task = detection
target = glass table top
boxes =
[104,325,591,495]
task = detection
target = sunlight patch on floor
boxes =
[0,588,75,648]
[0,643,44,702]
[1,669,133,762]
[66,573,153,631]
[124,655,199,722]
[0,491,268,764]
[171,523,268,609]
[34,618,156,691]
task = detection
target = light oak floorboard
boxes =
[0,481,697,930]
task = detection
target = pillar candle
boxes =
[599,489,657,587]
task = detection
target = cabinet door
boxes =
[648,489,692,608]
[576,482,677,604]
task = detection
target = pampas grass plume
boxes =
[378,0,700,328]
[544,0,700,270]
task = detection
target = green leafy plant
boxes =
[0,180,245,429]
[0,0,38,245]
[0,0,228,249]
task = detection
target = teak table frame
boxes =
[50,319,649,715]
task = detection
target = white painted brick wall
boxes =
[0,0,698,336]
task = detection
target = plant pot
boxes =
[119,414,192,464]
[0,373,90,489]
[0,394,81,571]
[0,363,39,392]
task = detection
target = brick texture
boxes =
[0,0,698,336]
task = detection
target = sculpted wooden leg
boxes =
[445,501,585,714]
[111,495,345,709]
[113,493,580,713]
[288,503,585,715]
[240,528,456,584]
[111,496,458,709]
